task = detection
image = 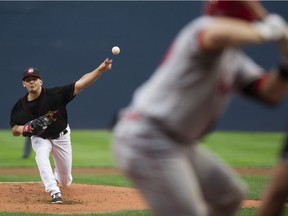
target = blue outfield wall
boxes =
[1,1,288,132]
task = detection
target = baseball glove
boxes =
[22,115,51,137]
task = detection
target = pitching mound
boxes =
[0,167,272,214]
[0,182,148,214]
[0,182,262,214]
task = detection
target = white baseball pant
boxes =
[31,125,73,196]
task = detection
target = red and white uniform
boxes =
[112,16,264,216]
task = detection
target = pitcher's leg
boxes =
[51,129,73,187]
[31,136,61,196]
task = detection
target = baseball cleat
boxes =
[51,192,63,204]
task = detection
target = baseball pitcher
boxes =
[10,58,112,204]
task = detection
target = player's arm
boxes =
[199,14,288,52]
[250,39,288,105]
[73,58,113,96]
[255,71,288,105]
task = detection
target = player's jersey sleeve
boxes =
[49,82,75,105]
[234,51,265,92]
[10,100,20,127]
[9,99,29,127]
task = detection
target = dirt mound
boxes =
[0,167,272,214]
[0,182,262,214]
[0,183,147,214]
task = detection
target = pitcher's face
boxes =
[22,77,43,94]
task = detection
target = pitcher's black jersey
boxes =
[10,83,75,139]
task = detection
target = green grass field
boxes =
[0,130,286,216]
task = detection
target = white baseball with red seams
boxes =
[112,46,120,55]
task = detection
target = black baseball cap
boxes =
[22,67,41,80]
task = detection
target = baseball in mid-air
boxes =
[112,46,120,55]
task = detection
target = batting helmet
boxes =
[203,0,265,22]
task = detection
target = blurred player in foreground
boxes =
[112,1,288,215]
[10,58,112,204]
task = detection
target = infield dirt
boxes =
[0,167,273,214]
